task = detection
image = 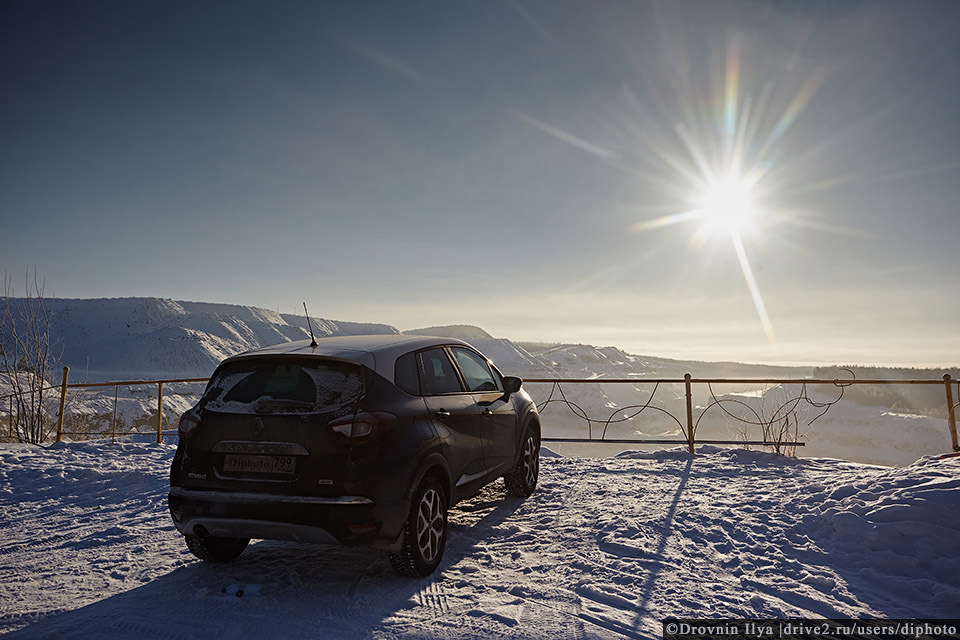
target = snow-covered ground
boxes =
[2,440,958,639]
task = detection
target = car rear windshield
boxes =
[202,358,364,414]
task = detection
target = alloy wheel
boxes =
[416,488,444,564]
[522,435,539,488]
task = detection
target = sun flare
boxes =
[696,174,756,238]
[625,34,837,349]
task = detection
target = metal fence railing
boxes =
[56,371,208,443]
[2,367,958,455]
[1,367,207,444]
[525,373,959,454]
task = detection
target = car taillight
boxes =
[178,412,201,440]
[329,412,397,445]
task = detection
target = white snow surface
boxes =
[1,441,958,639]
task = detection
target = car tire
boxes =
[389,475,447,577]
[505,425,540,497]
[184,534,250,562]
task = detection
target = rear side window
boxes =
[203,359,363,414]
[394,352,420,396]
[418,348,463,395]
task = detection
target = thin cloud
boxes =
[326,32,423,83]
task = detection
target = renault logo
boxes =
[253,417,265,438]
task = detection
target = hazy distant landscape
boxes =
[2,297,956,467]
[20,297,957,384]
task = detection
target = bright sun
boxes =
[626,34,820,349]
[631,169,776,344]
[636,170,776,344]
[696,174,756,238]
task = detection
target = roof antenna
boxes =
[303,302,318,348]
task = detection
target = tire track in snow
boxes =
[415,578,451,616]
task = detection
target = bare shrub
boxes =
[0,271,57,444]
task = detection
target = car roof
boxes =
[222,334,476,379]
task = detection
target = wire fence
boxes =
[1,368,207,444]
[2,368,959,456]
[526,373,959,456]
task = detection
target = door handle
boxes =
[435,410,451,419]
[481,408,492,416]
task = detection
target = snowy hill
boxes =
[405,324,494,341]
[8,296,814,382]
[1,440,958,638]
[518,343,814,379]
[7,297,815,382]
[32,298,400,380]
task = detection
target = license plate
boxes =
[223,454,296,475]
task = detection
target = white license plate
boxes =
[223,454,296,475]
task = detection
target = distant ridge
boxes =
[404,325,494,340]
[3,297,817,381]
[25,297,399,381]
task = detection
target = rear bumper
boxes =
[168,487,408,551]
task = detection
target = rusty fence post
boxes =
[945,374,959,452]
[111,384,119,444]
[156,382,164,444]
[56,366,69,443]
[684,373,695,453]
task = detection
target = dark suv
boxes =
[168,335,540,576]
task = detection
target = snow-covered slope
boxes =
[519,343,813,379]
[13,297,810,382]
[1,441,958,638]
[35,298,399,380]
[405,324,494,341]
[404,325,549,377]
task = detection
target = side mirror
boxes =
[503,376,522,395]
[478,376,523,407]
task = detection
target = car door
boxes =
[417,347,488,493]
[449,347,518,478]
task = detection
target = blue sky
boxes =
[2,1,959,366]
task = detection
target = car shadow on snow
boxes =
[3,483,530,640]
